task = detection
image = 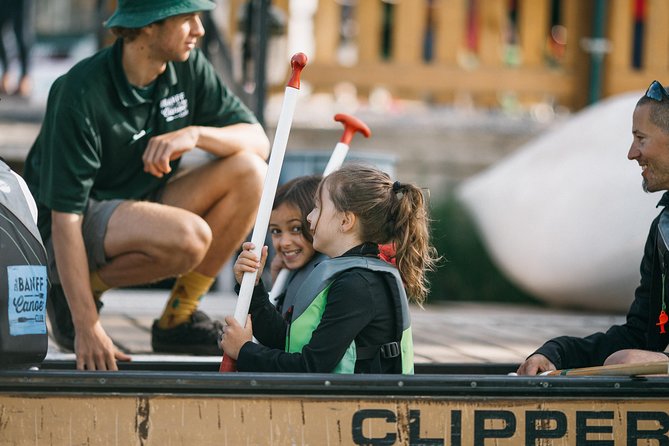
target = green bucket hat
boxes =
[104,0,216,29]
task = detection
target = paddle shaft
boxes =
[220,53,307,373]
[543,361,669,377]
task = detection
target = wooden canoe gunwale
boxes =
[0,361,668,399]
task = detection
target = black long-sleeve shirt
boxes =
[534,193,669,369]
[237,243,398,373]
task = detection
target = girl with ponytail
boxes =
[221,164,439,374]
[325,164,437,305]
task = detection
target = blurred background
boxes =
[1,0,668,312]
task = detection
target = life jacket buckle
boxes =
[380,341,400,359]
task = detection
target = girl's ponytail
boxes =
[388,181,438,305]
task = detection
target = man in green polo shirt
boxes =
[23,0,270,371]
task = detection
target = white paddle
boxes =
[220,53,307,372]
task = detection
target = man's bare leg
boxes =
[160,151,267,276]
[89,151,266,354]
[92,201,212,286]
[160,152,265,352]
[96,151,266,286]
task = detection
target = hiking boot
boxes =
[46,284,103,352]
[151,311,224,356]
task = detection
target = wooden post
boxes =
[477,0,505,67]
[435,0,467,65]
[606,0,633,71]
[357,0,383,64]
[607,0,632,72]
[518,0,550,68]
[314,0,340,64]
[561,0,580,69]
[563,0,592,110]
[605,0,633,96]
[643,0,669,72]
[477,0,505,105]
[393,0,425,64]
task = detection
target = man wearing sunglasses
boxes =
[518,80,669,375]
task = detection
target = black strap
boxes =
[357,342,400,361]
[657,211,669,270]
[381,341,401,359]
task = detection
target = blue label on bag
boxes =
[7,265,47,336]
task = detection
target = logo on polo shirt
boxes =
[160,92,189,122]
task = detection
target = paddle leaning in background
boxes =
[269,113,372,306]
[219,53,307,373]
[541,361,669,377]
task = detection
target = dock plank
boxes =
[46,289,626,365]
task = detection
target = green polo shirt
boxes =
[24,39,257,241]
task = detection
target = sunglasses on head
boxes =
[645,80,669,101]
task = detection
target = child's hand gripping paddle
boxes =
[268,113,371,305]
[220,53,307,372]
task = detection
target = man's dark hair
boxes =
[110,19,165,42]
[637,95,669,134]
[110,27,142,41]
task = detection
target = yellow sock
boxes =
[90,271,111,302]
[158,271,214,329]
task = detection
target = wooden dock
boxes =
[46,288,626,365]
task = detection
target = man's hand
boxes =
[142,126,200,177]
[74,320,131,371]
[220,315,253,360]
[516,353,556,376]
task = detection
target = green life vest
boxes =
[286,256,414,374]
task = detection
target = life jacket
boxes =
[0,160,49,369]
[654,211,669,338]
[286,256,414,374]
[276,252,328,316]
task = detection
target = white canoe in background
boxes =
[457,92,662,312]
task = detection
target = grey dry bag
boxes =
[0,159,48,369]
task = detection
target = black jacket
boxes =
[237,243,400,373]
[535,193,669,369]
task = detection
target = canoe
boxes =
[1,360,667,445]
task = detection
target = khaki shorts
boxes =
[45,198,124,284]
